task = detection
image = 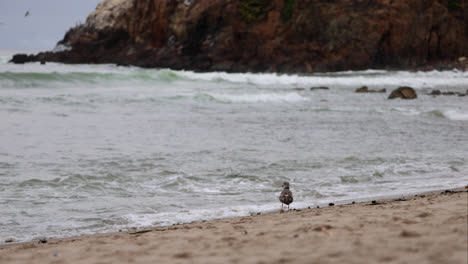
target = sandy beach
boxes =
[1,189,466,264]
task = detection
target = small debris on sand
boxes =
[129,230,152,235]
[417,212,431,218]
[400,230,421,238]
[313,225,333,232]
[174,252,191,259]
[314,225,333,236]
[5,238,15,243]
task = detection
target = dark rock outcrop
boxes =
[388,87,418,99]
[11,0,468,73]
[443,91,457,95]
[310,86,329,91]
[430,89,468,96]
[355,86,386,93]
[356,86,370,93]
[10,54,36,64]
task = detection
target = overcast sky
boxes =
[0,0,101,51]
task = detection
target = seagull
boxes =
[279,181,293,210]
[25,11,30,17]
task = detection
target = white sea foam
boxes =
[0,56,9,64]
[122,201,321,229]
[123,204,278,228]
[209,92,309,103]
[391,107,422,116]
[444,110,468,121]
[391,108,468,121]
[177,69,468,88]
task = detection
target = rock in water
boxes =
[430,89,441,95]
[310,86,329,91]
[356,86,386,93]
[355,86,369,93]
[9,54,33,64]
[388,87,417,99]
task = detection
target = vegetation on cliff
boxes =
[282,0,296,22]
[238,0,296,23]
[238,0,269,23]
[447,0,464,11]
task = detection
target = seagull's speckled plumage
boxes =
[279,181,293,209]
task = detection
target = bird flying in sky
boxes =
[25,11,30,17]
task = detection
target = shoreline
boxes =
[1,187,466,263]
[1,186,465,248]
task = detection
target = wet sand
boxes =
[1,189,467,264]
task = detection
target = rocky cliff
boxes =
[14,0,468,72]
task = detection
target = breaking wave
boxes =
[427,109,468,120]
[0,70,183,88]
[443,110,468,121]
[2,60,468,89]
[177,69,468,88]
[204,92,309,103]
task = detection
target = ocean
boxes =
[1,50,467,243]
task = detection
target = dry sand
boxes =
[1,189,467,264]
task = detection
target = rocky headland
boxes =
[11,0,468,73]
